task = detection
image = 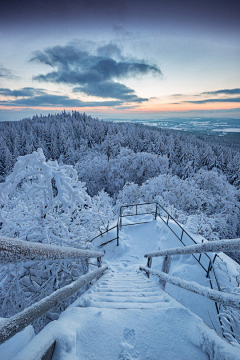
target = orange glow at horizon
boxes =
[0,101,239,114]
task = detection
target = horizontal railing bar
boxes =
[99,238,118,247]
[121,221,152,227]
[121,202,156,209]
[157,213,211,266]
[87,225,117,243]
[157,204,198,244]
[0,265,108,345]
[139,266,240,310]
[191,254,208,273]
[120,212,155,217]
[0,236,104,262]
[144,238,240,258]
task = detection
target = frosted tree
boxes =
[0,149,91,331]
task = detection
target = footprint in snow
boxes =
[118,349,133,360]
[122,328,136,348]
[77,298,90,307]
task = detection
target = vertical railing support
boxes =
[213,254,217,264]
[180,229,184,242]
[136,205,137,215]
[117,223,119,246]
[97,257,102,268]
[160,255,172,290]
[120,207,122,229]
[206,260,212,278]
[154,203,157,220]
[146,256,152,278]
[167,214,169,225]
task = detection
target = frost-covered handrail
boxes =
[0,264,108,345]
[144,238,240,258]
[140,266,240,310]
[0,236,104,262]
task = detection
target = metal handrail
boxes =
[87,203,156,247]
[87,224,118,243]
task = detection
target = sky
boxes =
[0,0,240,122]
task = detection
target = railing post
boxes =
[97,257,102,268]
[160,255,172,290]
[146,256,152,278]
[136,205,137,215]
[206,259,212,278]
[180,229,184,242]
[120,207,122,229]
[213,254,217,264]
[167,214,169,225]
[154,203,157,220]
[117,223,119,246]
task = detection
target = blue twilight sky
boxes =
[0,0,240,122]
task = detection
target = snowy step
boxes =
[100,279,149,283]
[92,288,162,293]
[89,291,164,297]
[83,295,169,303]
[75,268,172,310]
[95,286,160,291]
[78,300,175,309]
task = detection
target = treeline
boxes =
[0,111,240,189]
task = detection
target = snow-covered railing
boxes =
[144,238,240,259]
[144,238,240,277]
[0,265,108,346]
[140,266,240,310]
[0,235,107,356]
[0,236,104,262]
[141,238,240,338]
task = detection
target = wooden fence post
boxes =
[97,257,102,268]
[160,255,172,290]
[147,256,152,278]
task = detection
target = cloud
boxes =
[113,25,132,37]
[0,87,123,107]
[30,43,161,103]
[0,87,45,97]
[202,88,240,96]
[73,81,147,102]
[184,97,240,104]
[0,66,15,79]
[97,43,123,59]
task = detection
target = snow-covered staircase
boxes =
[47,265,240,360]
[76,268,173,309]
[7,211,240,360]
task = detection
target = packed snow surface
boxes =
[4,215,240,359]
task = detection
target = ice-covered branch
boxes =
[0,236,104,262]
[144,238,240,258]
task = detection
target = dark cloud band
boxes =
[30,43,161,103]
[0,87,123,107]
[185,97,240,104]
[202,89,240,96]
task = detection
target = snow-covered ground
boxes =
[1,214,240,359]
